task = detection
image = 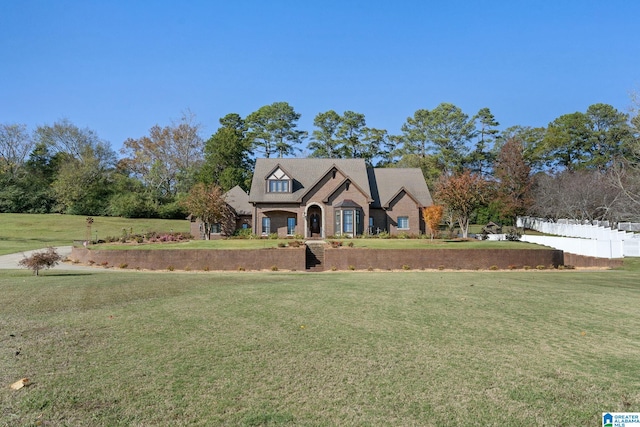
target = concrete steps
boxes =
[305,242,325,271]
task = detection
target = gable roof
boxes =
[249,158,371,203]
[367,168,433,208]
[224,185,252,216]
[248,158,432,209]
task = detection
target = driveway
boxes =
[0,246,102,272]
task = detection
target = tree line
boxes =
[1,97,640,226]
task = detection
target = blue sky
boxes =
[1,1,638,154]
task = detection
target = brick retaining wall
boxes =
[323,248,565,270]
[70,247,306,271]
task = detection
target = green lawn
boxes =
[94,238,542,250]
[0,214,190,255]
[1,268,639,426]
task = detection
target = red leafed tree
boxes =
[435,170,488,238]
[493,137,533,224]
[421,205,444,239]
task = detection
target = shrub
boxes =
[348,265,355,270]
[505,228,522,242]
[167,265,175,271]
[536,265,546,270]
[100,261,109,267]
[398,232,410,239]
[119,263,128,269]
[331,266,337,271]
[523,265,531,270]
[508,264,518,270]
[347,241,354,247]
[367,266,374,271]
[237,266,245,271]
[377,231,390,239]
[203,266,210,272]
[402,264,411,270]
[489,265,499,270]
[233,228,253,238]
[438,265,445,271]
[269,233,279,240]
[277,242,286,248]
[18,247,62,276]
[330,240,343,248]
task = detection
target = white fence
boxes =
[515,217,640,259]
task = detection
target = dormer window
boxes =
[267,167,292,193]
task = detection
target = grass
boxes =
[0,214,189,255]
[94,238,543,250]
[1,268,639,425]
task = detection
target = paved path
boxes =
[0,246,102,271]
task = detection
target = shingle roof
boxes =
[248,158,432,208]
[249,158,372,203]
[224,185,252,216]
[367,168,433,208]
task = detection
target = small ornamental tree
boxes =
[421,205,444,239]
[18,247,62,276]
[435,170,488,238]
[182,183,234,239]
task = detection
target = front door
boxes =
[308,206,322,238]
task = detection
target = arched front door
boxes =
[307,205,322,238]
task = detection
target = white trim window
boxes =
[397,216,409,230]
[287,217,296,235]
[262,217,271,234]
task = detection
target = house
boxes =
[251,158,432,238]
[192,158,432,239]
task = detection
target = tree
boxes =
[531,170,623,221]
[499,126,547,173]
[585,103,633,170]
[427,103,476,174]
[52,154,114,215]
[0,123,33,179]
[400,103,475,175]
[421,205,444,239]
[246,102,307,158]
[18,247,62,276]
[541,112,593,171]
[182,183,234,239]
[469,107,499,176]
[435,170,488,238]
[121,111,204,200]
[308,110,343,158]
[34,118,115,166]
[337,111,367,159]
[400,109,432,158]
[199,113,253,191]
[361,127,388,165]
[33,120,117,215]
[493,138,533,223]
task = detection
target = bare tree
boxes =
[0,123,33,178]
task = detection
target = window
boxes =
[398,216,409,230]
[266,167,291,192]
[343,210,353,233]
[335,211,341,236]
[268,179,289,192]
[211,223,221,234]
[287,217,296,235]
[262,217,271,234]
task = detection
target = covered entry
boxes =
[305,204,324,239]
